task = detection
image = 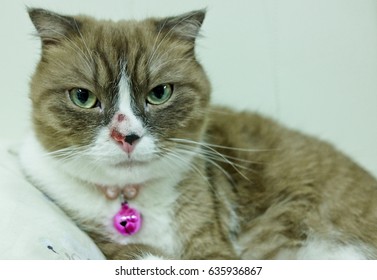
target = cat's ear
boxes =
[156,10,206,42]
[27,8,80,46]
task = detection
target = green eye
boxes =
[69,88,98,109]
[146,84,173,105]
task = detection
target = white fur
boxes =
[20,135,183,256]
[115,72,145,137]
[137,253,165,260]
[18,71,196,258]
[295,236,368,260]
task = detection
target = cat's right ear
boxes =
[27,8,80,47]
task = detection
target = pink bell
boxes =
[113,202,142,236]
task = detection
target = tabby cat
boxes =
[20,8,377,259]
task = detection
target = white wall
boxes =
[1,0,376,177]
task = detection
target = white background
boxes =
[0,260,375,279]
[1,0,376,177]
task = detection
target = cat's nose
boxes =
[124,133,140,145]
[111,129,141,153]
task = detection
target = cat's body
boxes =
[20,8,377,259]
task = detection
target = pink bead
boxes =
[113,203,142,236]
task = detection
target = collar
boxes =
[97,184,143,236]
[97,184,140,200]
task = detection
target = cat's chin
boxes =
[75,159,157,187]
[111,159,150,169]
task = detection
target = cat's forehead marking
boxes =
[114,68,144,135]
[118,69,134,116]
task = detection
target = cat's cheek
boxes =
[131,135,157,160]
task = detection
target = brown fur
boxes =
[206,109,377,258]
[27,8,377,259]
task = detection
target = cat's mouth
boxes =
[112,159,150,169]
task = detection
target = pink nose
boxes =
[111,129,140,153]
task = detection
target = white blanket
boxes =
[0,141,105,260]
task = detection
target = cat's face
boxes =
[28,9,210,186]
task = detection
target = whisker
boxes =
[160,147,209,183]
[174,146,249,182]
[41,143,97,165]
[169,137,271,153]
[177,148,233,181]
[166,137,271,181]
[191,147,255,171]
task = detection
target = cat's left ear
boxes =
[156,9,206,43]
[28,8,80,47]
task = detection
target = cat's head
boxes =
[28,8,210,186]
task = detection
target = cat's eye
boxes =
[146,84,173,105]
[69,88,99,109]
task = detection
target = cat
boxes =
[20,7,377,260]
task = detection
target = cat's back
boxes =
[206,106,377,259]
[206,105,376,188]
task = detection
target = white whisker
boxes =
[160,147,209,183]
[176,147,234,181]
[166,138,271,181]
[170,137,270,153]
